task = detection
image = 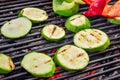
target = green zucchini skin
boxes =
[41,24,66,42]
[52,0,79,16]
[107,17,120,25]
[73,29,110,52]
[74,0,86,4]
[54,45,89,71]
[1,17,32,39]
[0,53,15,74]
[65,14,91,33]
[21,52,55,77]
[18,7,48,23]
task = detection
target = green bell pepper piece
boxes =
[53,0,79,16]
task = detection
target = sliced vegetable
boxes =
[65,14,91,33]
[54,45,89,71]
[18,7,48,23]
[107,17,120,25]
[0,53,15,74]
[74,29,110,52]
[21,52,55,77]
[1,17,32,39]
[41,24,65,41]
[83,0,111,16]
[52,0,79,16]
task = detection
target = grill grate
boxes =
[0,0,120,80]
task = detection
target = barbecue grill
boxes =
[0,0,120,80]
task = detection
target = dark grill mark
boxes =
[94,30,102,35]
[21,10,24,14]
[70,16,81,21]
[90,33,101,41]
[81,34,85,38]
[50,26,57,37]
[77,53,84,57]
[60,46,71,53]
[44,60,51,64]
[70,59,74,62]
[34,65,38,68]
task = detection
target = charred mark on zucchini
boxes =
[70,59,74,62]
[34,65,38,68]
[84,58,87,60]
[90,33,101,41]
[44,60,51,64]
[50,26,57,37]
[60,46,71,53]
[8,22,11,24]
[77,53,84,57]
[81,34,85,38]
[21,10,24,14]
[93,30,102,35]
[70,16,81,21]
[42,12,45,15]
[33,58,38,60]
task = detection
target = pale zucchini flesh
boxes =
[0,53,15,74]
[1,17,32,39]
[54,45,89,71]
[41,24,65,41]
[65,14,91,33]
[21,52,55,77]
[19,7,48,23]
[74,29,110,52]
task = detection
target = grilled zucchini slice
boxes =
[18,7,48,23]
[21,52,55,77]
[53,0,79,16]
[41,24,65,41]
[107,17,120,25]
[1,17,32,39]
[65,14,91,32]
[0,53,15,74]
[74,29,110,52]
[54,45,89,71]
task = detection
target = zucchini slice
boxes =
[0,53,15,74]
[18,7,48,23]
[21,52,55,77]
[65,14,91,33]
[54,45,89,71]
[74,29,110,52]
[1,17,32,39]
[107,17,120,25]
[53,0,79,16]
[41,24,65,41]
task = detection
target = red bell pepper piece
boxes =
[83,0,94,5]
[107,0,120,18]
[83,0,111,16]
[102,5,112,17]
